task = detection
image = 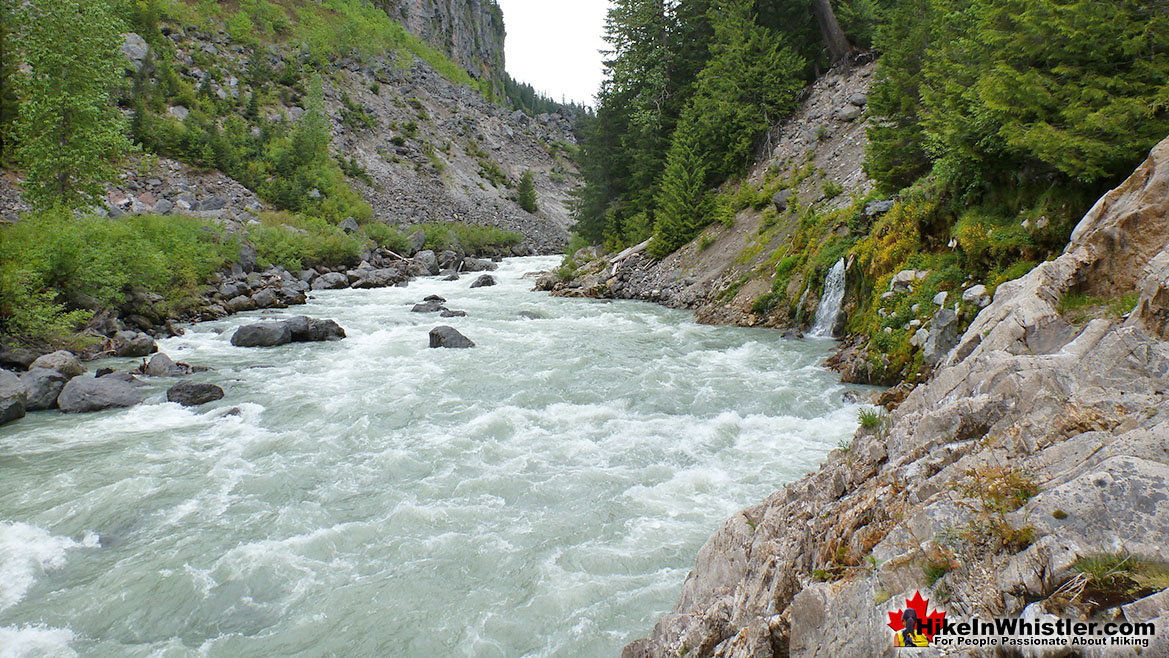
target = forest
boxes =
[573,0,1168,380]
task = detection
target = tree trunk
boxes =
[811,0,854,67]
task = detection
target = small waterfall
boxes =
[810,258,847,337]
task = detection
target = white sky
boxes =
[495,0,612,107]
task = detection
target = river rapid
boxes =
[0,256,865,657]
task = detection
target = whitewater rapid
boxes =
[0,256,866,657]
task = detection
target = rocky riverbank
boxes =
[620,137,1169,657]
[0,228,507,425]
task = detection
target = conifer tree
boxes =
[15,0,131,210]
[518,170,538,213]
[649,127,712,259]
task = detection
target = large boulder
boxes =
[470,275,497,289]
[429,326,475,349]
[414,250,440,276]
[0,369,27,425]
[230,323,293,348]
[143,353,186,377]
[29,350,85,378]
[19,368,69,411]
[57,376,143,414]
[339,217,361,234]
[462,258,498,273]
[167,381,225,407]
[407,228,426,254]
[311,272,350,291]
[284,317,346,342]
[114,331,157,358]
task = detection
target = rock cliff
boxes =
[378,0,506,96]
[622,136,1169,657]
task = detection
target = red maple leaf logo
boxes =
[887,591,946,641]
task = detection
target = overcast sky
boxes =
[495,0,612,107]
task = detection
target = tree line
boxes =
[574,0,1168,259]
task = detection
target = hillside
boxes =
[0,0,580,252]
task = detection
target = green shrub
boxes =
[413,223,522,255]
[361,221,409,254]
[1,211,237,341]
[247,211,363,270]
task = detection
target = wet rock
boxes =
[20,368,69,411]
[414,250,440,276]
[437,250,461,270]
[311,272,350,290]
[350,269,402,289]
[284,316,346,342]
[143,353,186,377]
[470,275,497,289]
[440,310,467,318]
[429,326,475,349]
[57,376,143,414]
[29,350,85,378]
[0,369,27,424]
[251,288,279,309]
[114,331,157,358]
[462,258,498,273]
[230,322,293,348]
[0,347,39,371]
[167,381,225,407]
[424,295,447,303]
[411,301,446,313]
[225,295,256,313]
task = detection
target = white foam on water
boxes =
[0,256,873,657]
[0,625,78,658]
[0,523,90,612]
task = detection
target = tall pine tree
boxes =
[649,126,713,258]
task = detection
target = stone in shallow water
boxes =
[429,326,475,349]
[167,381,225,407]
[57,376,143,414]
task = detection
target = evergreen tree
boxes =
[649,127,712,258]
[0,0,18,165]
[518,170,538,213]
[14,0,132,210]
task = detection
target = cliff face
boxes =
[377,0,506,95]
[623,136,1169,657]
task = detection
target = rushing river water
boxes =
[0,256,865,658]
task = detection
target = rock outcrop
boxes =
[624,136,1169,657]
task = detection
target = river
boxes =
[0,256,864,657]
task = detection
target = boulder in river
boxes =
[29,350,85,378]
[429,326,475,349]
[470,275,497,289]
[311,272,350,291]
[285,316,346,342]
[424,295,447,303]
[414,250,440,276]
[143,353,188,377]
[20,368,69,411]
[57,376,143,414]
[462,258,498,273]
[231,322,293,348]
[167,381,225,407]
[0,369,27,425]
[440,310,467,318]
[412,301,446,313]
[114,331,157,357]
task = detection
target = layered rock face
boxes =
[624,136,1169,657]
[378,0,506,94]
